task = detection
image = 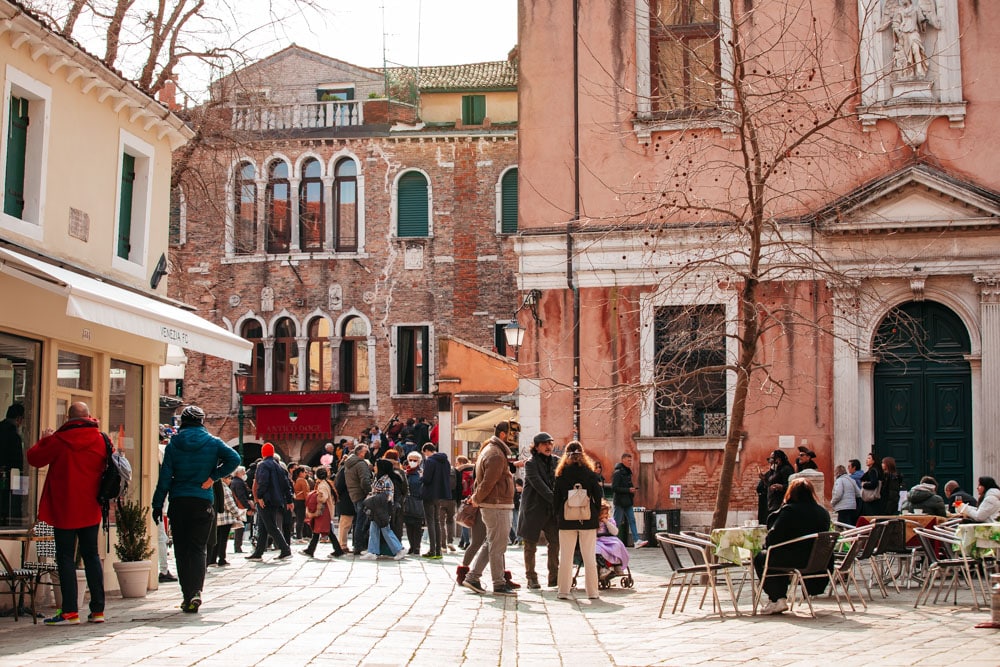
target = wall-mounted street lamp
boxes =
[234,365,250,460]
[504,320,526,360]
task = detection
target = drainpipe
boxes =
[569,0,581,439]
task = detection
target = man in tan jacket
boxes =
[462,421,517,596]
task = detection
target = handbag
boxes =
[565,483,591,521]
[456,500,479,528]
[860,482,881,503]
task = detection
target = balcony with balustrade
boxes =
[229,98,418,132]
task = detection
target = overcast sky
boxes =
[242,1,518,69]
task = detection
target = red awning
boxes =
[242,392,350,440]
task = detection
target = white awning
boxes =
[0,247,252,363]
[454,406,519,442]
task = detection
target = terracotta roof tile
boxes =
[382,60,517,92]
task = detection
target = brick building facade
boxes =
[168,46,519,464]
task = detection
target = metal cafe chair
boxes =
[754,531,845,618]
[831,533,869,612]
[20,522,58,606]
[655,534,706,617]
[672,532,747,616]
[854,520,889,600]
[913,527,981,610]
[0,543,38,623]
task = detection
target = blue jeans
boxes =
[614,505,639,546]
[367,520,403,555]
[352,499,370,553]
[53,523,104,615]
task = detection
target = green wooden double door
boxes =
[874,301,973,494]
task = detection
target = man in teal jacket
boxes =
[152,406,240,613]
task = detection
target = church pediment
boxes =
[811,165,1000,234]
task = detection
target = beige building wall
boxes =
[421,91,517,124]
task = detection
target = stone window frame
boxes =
[495,165,518,235]
[1,64,50,241]
[111,129,154,279]
[390,322,434,397]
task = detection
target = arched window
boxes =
[299,158,324,252]
[396,171,428,237]
[266,161,290,253]
[500,168,518,234]
[240,320,265,392]
[334,159,358,251]
[307,317,333,391]
[272,317,298,391]
[340,316,369,393]
[234,162,256,254]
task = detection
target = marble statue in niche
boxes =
[261,286,274,312]
[878,0,940,80]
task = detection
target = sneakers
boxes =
[493,584,518,597]
[446,544,457,552]
[158,572,177,583]
[360,552,378,561]
[462,578,487,594]
[393,549,408,561]
[87,612,105,623]
[760,598,788,615]
[503,571,521,589]
[181,592,202,613]
[456,565,470,585]
[634,540,648,549]
[44,611,79,625]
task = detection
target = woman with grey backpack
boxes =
[552,441,604,601]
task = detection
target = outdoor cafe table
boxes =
[953,522,1000,559]
[710,525,767,565]
[857,514,939,547]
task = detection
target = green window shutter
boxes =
[4,96,28,218]
[117,153,136,259]
[501,169,518,233]
[461,95,486,124]
[397,172,428,237]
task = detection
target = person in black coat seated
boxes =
[553,441,604,600]
[753,478,831,615]
[756,449,795,525]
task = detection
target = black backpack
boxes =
[97,432,132,531]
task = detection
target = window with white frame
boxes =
[635,0,733,135]
[233,161,257,254]
[299,158,324,252]
[340,315,370,393]
[265,160,291,254]
[498,167,517,234]
[653,303,727,437]
[114,131,154,272]
[395,171,430,238]
[395,325,429,394]
[1,66,50,239]
[334,158,358,251]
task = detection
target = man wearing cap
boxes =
[246,443,294,562]
[517,432,560,589]
[795,446,818,473]
[152,405,240,613]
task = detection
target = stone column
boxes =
[263,337,274,392]
[974,275,1000,476]
[289,177,301,252]
[296,336,309,391]
[830,282,862,464]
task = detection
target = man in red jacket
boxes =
[27,402,107,625]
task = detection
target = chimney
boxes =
[158,79,179,111]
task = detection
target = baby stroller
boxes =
[572,545,634,590]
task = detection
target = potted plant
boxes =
[111,497,154,598]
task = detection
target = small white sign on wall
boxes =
[669,484,681,499]
[778,435,795,449]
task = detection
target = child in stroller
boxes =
[593,500,634,588]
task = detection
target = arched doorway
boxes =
[873,301,973,493]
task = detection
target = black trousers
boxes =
[53,523,104,615]
[304,527,344,556]
[211,523,232,564]
[404,519,424,554]
[168,497,215,602]
[250,505,291,557]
